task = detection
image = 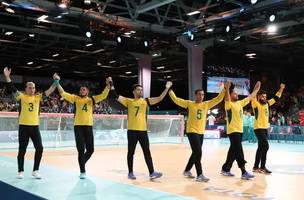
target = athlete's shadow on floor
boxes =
[66,179,96,200]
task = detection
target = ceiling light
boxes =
[226,25,230,33]
[219,39,226,42]
[130,30,136,33]
[1,2,10,6]
[267,24,277,34]
[27,62,34,65]
[234,36,241,40]
[245,53,256,57]
[58,3,67,9]
[117,36,122,43]
[84,0,91,5]
[187,10,200,16]
[144,41,148,47]
[37,15,48,22]
[5,7,15,14]
[205,28,214,32]
[250,0,258,4]
[86,43,93,47]
[167,75,172,78]
[269,14,276,22]
[125,71,132,74]
[5,31,13,35]
[29,34,35,38]
[86,31,91,38]
[156,66,165,69]
[52,53,59,57]
[109,60,116,64]
[124,32,131,35]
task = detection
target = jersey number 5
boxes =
[197,109,202,120]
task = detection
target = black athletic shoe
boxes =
[252,167,261,173]
[260,168,272,174]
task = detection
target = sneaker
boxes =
[241,172,255,180]
[17,172,24,179]
[196,174,210,182]
[221,170,235,177]
[150,172,163,180]
[128,172,136,180]
[252,167,261,173]
[183,171,195,178]
[79,173,87,179]
[260,168,272,174]
[32,171,42,179]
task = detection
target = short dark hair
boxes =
[229,82,235,94]
[132,84,142,91]
[258,90,267,96]
[79,84,89,90]
[195,89,204,95]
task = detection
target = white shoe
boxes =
[79,173,87,179]
[17,172,24,179]
[32,171,42,179]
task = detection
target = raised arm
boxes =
[168,86,188,109]
[148,81,172,105]
[93,79,111,103]
[225,81,231,102]
[53,73,75,103]
[44,74,58,97]
[108,77,129,107]
[248,81,261,100]
[3,67,21,98]
[206,82,228,109]
[268,83,285,106]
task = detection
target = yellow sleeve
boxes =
[251,97,258,108]
[61,92,76,104]
[37,93,43,102]
[268,90,282,106]
[93,87,110,103]
[120,97,130,107]
[225,101,232,110]
[146,98,154,106]
[15,92,24,101]
[168,90,188,109]
[240,97,250,107]
[206,88,225,109]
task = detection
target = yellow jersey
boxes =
[16,93,43,126]
[61,87,109,126]
[169,89,225,134]
[120,98,154,131]
[252,91,282,130]
[225,97,250,134]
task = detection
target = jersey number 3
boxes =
[28,103,34,112]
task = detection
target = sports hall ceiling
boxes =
[0,0,304,81]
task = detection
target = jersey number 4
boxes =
[82,104,88,112]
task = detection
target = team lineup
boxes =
[2,67,285,182]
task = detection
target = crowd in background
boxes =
[1,80,304,125]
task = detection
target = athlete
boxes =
[252,83,285,174]
[221,81,261,180]
[168,82,229,182]
[109,78,172,180]
[54,73,111,179]
[3,67,57,179]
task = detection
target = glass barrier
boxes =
[0,112,185,149]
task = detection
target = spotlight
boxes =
[5,31,13,36]
[190,34,194,41]
[205,28,214,32]
[269,14,276,22]
[144,41,148,47]
[84,0,91,5]
[37,15,48,22]
[29,34,35,38]
[250,0,258,4]
[117,36,122,43]
[86,31,91,38]
[226,25,230,33]
[267,24,277,34]
[187,10,200,16]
